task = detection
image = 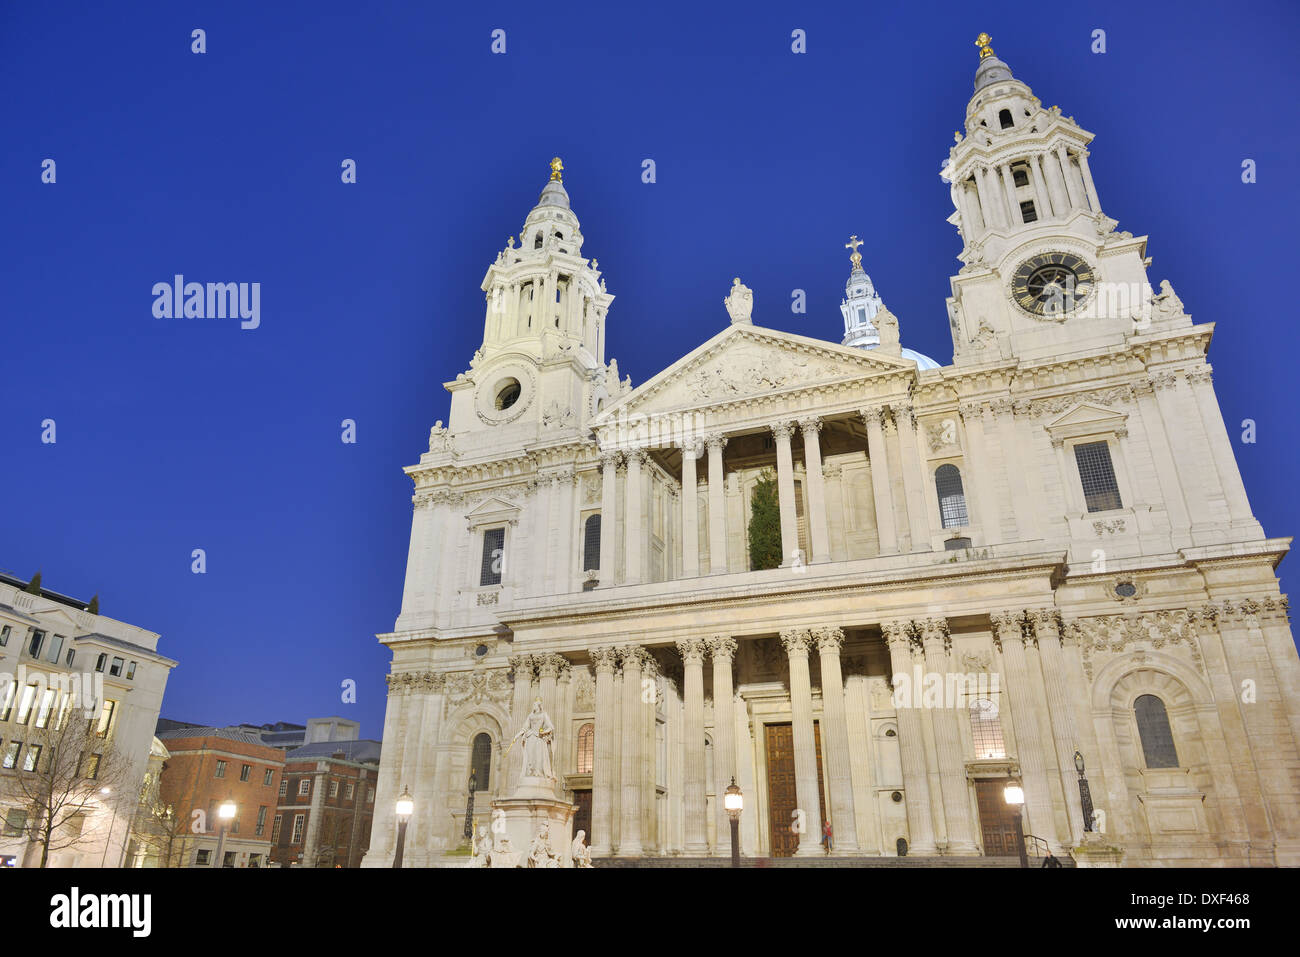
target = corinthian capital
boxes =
[618,644,649,671]
[770,420,797,442]
[797,416,823,435]
[1029,609,1061,641]
[859,407,885,428]
[535,653,568,678]
[917,617,950,647]
[708,635,738,660]
[508,654,535,679]
[779,628,812,656]
[991,611,1025,646]
[880,620,913,650]
[814,626,845,655]
[704,433,729,453]
[590,646,620,673]
[675,638,707,665]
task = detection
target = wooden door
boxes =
[974,779,1020,855]
[764,722,826,857]
[572,789,592,844]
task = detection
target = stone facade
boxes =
[362,40,1300,867]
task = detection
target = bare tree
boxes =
[3,703,131,867]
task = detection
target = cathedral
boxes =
[362,34,1300,867]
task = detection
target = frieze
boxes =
[1028,385,1136,418]
[1071,610,1204,681]
[443,668,513,709]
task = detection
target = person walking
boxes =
[822,819,833,854]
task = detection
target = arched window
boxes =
[1012,166,1029,188]
[470,732,492,790]
[998,108,1014,129]
[534,232,544,249]
[582,514,602,571]
[1135,694,1179,768]
[968,698,1005,759]
[575,723,594,774]
[935,464,969,529]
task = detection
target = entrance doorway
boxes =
[572,789,592,843]
[974,779,1021,855]
[764,722,826,857]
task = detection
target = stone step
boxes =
[594,854,1075,868]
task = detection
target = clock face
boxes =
[1010,252,1095,318]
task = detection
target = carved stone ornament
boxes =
[444,669,513,708]
[685,346,842,403]
[724,277,754,325]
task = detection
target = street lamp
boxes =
[98,787,118,868]
[393,787,414,869]
[1003,779,1029,869]
[463,771,477,843]
[724,777,744,869]
[1074,750,1096,833]
[213,800,236,868]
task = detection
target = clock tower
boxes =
[943,34,1183,365]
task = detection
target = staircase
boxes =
[596,854,1075,868]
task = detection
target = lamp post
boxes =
[1074,751,1096,833]
[463,771,477,843]
[213,800,236,868]
[393,787,413,869]
[1003,779,1029,869]
[724,777,744,869]
[98,787,119,868]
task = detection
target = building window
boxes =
[329,780,339,798]
[367,788,375,804]
[126,662,136,680]
[480,527,505,586]
[3,808,26,837]
[255,806,268,836]
[582,514,602,571]
[16,685,38,724]
[279,780,288,798]
[65,650,75,668]
[33,689,55,729]
[935,464,969,529]
[1012,166,1029,187]
[271,814,283,843]
[109,657,124,677]
[968,699,1006,759]
[1135,694,1180,769]
[299,780,310,796]
[26,630,45,658]
[264,768,274,786]
[495,379,522,410]
[998,108,1013,129]
[240,764,252,782]
[1019,200,1037,223]
[345,782,355,800]
[2,742,21,770]
[0,625,9,647]
[22,744,42,772]
[215,760,227,778]
[1074,441,1123,512]
[291,813,305,844]
[576,722,595,774]
[45,634,64,664]
[84,753,101,779]
[470,733,492,790]
[95,654,107,673]
[0,683,15,721]
[195,849,211,866]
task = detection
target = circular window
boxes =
[495,379,521,410]
[891,791,903,803]
[885,729,896,737]
[474,644,489,658]
[1115,582,1138,598]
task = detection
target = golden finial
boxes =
[845,235,864,270]
[975,32,994,60]
[549,156,564,182]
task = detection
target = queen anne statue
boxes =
[506,698,556,787]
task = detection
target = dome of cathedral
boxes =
[901,347,941,370]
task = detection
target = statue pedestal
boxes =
[489,777,576,868]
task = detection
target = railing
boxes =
[1022,834,1051,859]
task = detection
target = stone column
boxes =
[680,440,701,577]
[706,434,728,575]
[1077,149,1102,211]
[1186,370,1256,527]
[599,452,620,584]
[624,449,645,585]
[771,420,799,566]
[1027,153,1055,219]
[892,402,932,551]
[1151,371,1214,524]
[1042,149,1069,216]
[843,675,880,853]
[990,399,1038,540]
[780,628,822,856]
[860,408,898,554]
[642,656,658,851]
[916,618,978,854]
[883,621,937,855]
[1256,597,1300,750]
[1029,612,1085,842]
[709,636,737,854]
[1056,145,1083,209]
[992,612,1058,851]
[506,655,535,789]
[677,638,708,855]
[798,417,831,564]
[618,645,646,855]
[814,627,859,853]
[999,165,1021,225]
[555,662,573,779]
[1130,377,1192,537]
[977,165,1004,229]
[552,469,577,594]
[958,402,1003,545]
[590,647,619,856]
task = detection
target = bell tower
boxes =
[943,34,1178,366]
[443,158,618,446]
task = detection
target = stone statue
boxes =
[527,822,561,868]
[571,829,593,868]
[875,305,901,355]
[429,420,452,453]
[469,823,490,868]
[1149,279,1186,324]
[506,699,556,786]
[724,277,753,325]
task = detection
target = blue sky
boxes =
[3,1,1297,738]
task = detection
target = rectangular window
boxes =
[96,699,116,738]
[264,768,274,786]
[255,806,268,837]
[279,780,288,798]
[271,814,283,843]
[16,685,38,724]
[84,753,101,779]
[1019,200,1037,223]
[480,527,505,586]
[27,630,45,659]
[291,813,305,844]
[0,683,16,722]
[299,779,310,796]
[95,654,107,673]
[33,689,55,729]
[329,780,339,798]
[0,625,9,647]
[109,657,124,677]
[195,849,211,866]
[240,764,251,782]
[1074,440,1123,512]
[22,745,42,772]
[45,634,64,664]
[2,742,20,770]
[2,808,25,837]
[65,650,75,668]
[126,662,136,680]
[345,782,355,800]
[367,788,374,804]
[214,760,226,778]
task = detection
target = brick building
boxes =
[154,727,285,867]
[270,739,380,868]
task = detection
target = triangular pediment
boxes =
[1046,403,1125,428]
[465,496,519,518]
[594,324,915,424]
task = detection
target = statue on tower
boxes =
[550,156,564,182]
